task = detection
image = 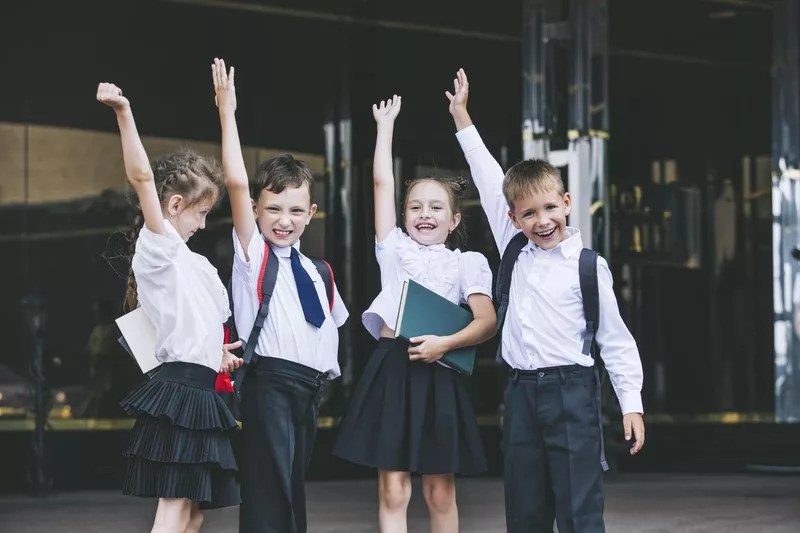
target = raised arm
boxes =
[213,58,256,253]
[97,83,164,236]
[447,69,518,253]
[372,95,402,242]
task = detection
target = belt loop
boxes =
[512,369,520,385]
[558,367,567,385]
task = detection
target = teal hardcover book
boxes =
[394,280,475,375]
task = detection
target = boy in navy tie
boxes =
[212,59,349,533]
[447,69,645,533]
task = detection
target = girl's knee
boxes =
[379,471,412,511]
[422,475,456,514]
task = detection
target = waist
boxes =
[252,354,330,382]
[152,362,218,390]
[508,363,593,380]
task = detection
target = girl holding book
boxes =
[97,82,242,533]
[332,95,497,533]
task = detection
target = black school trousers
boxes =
[238,355,327,533]
[503,363,606,533]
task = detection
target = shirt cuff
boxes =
[618,391,644,416]
[455,125,484,153]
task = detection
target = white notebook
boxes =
[115,307,160,374]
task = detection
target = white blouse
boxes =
[362,227,493,340]
[132,219,231,372]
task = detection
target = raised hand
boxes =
[96,82,130,112]
[445,68,469,117]
[212,57,237,114]
[372,95,402,126]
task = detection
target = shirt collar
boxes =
[522,226,583,258]
[269,238,301,258]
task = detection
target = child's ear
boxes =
[307,203,318,225]
[450,212,462,232]
[251,198,258,219]
[168,194,184,217]
[508,210,522,230]
[563,192,572,216]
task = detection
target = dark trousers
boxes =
[503,364,605,533]
[238,356,327,533]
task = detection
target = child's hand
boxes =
[408,335,450,363]
[220,340,243,373]
[96,83,130,112]
[445,68,469,117]
[212,57,237,114]
[623,413,645,455]
[372,95,402,126]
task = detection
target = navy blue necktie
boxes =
[290,248,326,328]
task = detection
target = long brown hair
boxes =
[124,148,223,311]
[404,175,470,250]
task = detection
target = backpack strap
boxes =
[578,248,600,358]
[578,247,609,472]
[311,258,335,312]
[494,232,529,363]
[233,238,280,394]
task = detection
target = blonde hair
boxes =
[503,159,565,209]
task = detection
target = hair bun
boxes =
[450,175,470,192]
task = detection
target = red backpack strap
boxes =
[256,241,271,305]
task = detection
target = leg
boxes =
[541,368,605,533]
[151,498,191,533]
[291,382,322,533]
[421,474,458,533]
[239,369,296,533]
[378,470,412,533]
[503,378,556,533]
[184,502,204,533]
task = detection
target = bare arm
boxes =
[408,294,497,362]
[97,83,164,236]
[213,58,256,254]
[372,95,402,242]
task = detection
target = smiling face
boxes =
[508,188,571,250]
[254,184,317,247]
[403,179,461,246]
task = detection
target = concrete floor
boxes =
[0,474,798,532]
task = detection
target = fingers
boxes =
[631,421,645,455]
[223,340,242,351]
[229,66,235,86]
[445,91,454,102]
[623,416,632,442]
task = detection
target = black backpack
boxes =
[494,231,611,471]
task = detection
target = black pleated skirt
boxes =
[332,338,487,475]
[120,361,241,509]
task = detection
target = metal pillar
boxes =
[521,0,610,257]
[772,0,800,422]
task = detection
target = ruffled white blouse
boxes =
[362,227,493,339]
[132,219,231,372]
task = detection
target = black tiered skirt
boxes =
[120,361,240,509]
[332,338,487,475]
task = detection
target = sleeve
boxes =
[455,125,519,254]
[231,226,265,287]
[375,226,403,263]
[134,224,183,268]
[594,257,644,415]
[459,252,494,304]
[330,282,349,328]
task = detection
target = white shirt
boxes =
[230,228,349,378]
[456,125,644,415]
[362,227,493,340]
[133,219,231,372]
